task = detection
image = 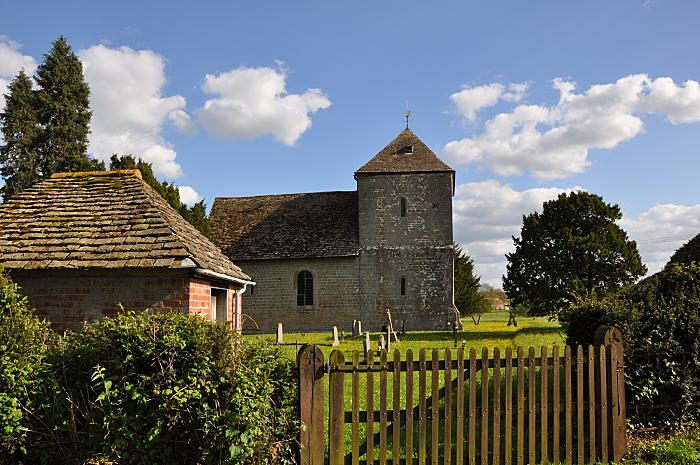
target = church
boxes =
[210,128,458,332]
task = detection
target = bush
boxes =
[25,311,298,465]
[561,263,700,428]
[0,269,52,461]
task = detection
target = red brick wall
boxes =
[188,278,243,331]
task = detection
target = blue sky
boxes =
[1,1,699,285]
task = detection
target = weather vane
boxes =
[404,102,411,129]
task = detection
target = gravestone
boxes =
[386,325,392,351]
[379,335,386,352]
[364,331,371,356]
[332,326,340,347]
[276,323,283,345]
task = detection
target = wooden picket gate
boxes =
[299,326,626,465]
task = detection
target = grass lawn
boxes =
[243,310,565,361]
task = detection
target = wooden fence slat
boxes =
[493,347,501,465]
[406,349,415,465]
[419,349,427,465]
[599,345,608,464]
[504,347,513,465]
[552,345,560,465]
[577,345,585,465]
[588,345,596,464]
[469,348,477,465]
[380,350,388,465]
[352,351,360,465]
[298,345,324,465]
[367,351,375,465]
[445,349,453,465]
[393,350,401,465]
[432,349,440,465]
[540,346,548,465]
[517,347,524,465]
[528,347,536,465]
[329,350,345,465]
[609,344,620,463]
[457,348,465,465]
[565,346,573,465]
[481,348,489,465]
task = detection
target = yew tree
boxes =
[503,191,646,318]
[454,243,490,324]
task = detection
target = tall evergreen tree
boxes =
[110,154,212,239]
[34,36,100,175]
[454,243,490,324]
[0,71,41,201]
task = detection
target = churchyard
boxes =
[243,310,564,361]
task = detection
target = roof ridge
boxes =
[51,169,143,180]
[215,190,357,200]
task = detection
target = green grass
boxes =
[243,310,565,361]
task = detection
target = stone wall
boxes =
[357,172,456,330]
[12,269,242,331]
[238,257,359,333]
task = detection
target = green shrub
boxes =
[26,311,298,465]
[561,263,700,428]
[0,269,52,461]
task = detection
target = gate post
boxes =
[298,344,325,465]
[594,325,627,462]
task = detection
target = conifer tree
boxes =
[454,243,490,324]
[0,71,41,200]
[34,36,101,175]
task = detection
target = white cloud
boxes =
[453,180,581,287]
[80,44,189,178]
[177,185,203,206]
[169,109,197,134]
[622,204,700,274]
[0,36,37,113]
[196,65,331,145]
[445,74,700,180]
[450,82,528,121]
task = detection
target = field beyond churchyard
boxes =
[243,310,564,360]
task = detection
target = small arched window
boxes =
[297,270,314,306]
[400,276,406,296]
[400,197,407,217]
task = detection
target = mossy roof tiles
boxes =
[0,170,250,282]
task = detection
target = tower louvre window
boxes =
[297,270,314,306]
[400,276,406,296]
[400,197,407,217]
[401,144,414,154]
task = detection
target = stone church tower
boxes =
[210,127,457,332]
[355,128,457,330]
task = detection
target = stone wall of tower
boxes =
[357,171,456,330]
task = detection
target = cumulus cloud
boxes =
[0,36,37,112]
[445,74,700,180]
[450,82,528,121]
[453,180,581,286]
[177,185,203,206]
[80,44,190,178]
[196,65,331,145]
[622,204,700,274]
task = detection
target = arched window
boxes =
[400,197,407,217]
[400,276,406,296]
[297,270,314,306]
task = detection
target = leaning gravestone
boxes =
[332,326,340,347]
[276,323,284,345]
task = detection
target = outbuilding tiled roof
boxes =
[355,128,454,175]
[210,191,358,260]
[0,170,251,282]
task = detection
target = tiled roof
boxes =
[0,170,251,282]
[210,191,358,260]
[355,128,454,175]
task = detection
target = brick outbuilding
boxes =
[0,169,253,331]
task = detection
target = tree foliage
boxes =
[110,154,212,239]
[454,244,490,324]
[0,36,103,200]
[504,191,646,317]
[668,233,700,267]
[560,262,700,427]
